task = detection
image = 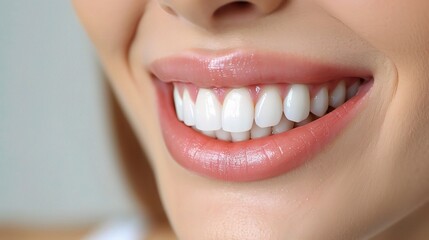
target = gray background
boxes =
[0,0,136,226]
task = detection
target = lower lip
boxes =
[155,80,372,182]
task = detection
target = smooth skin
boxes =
[73,0,429,239]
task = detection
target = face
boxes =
[73,0,429,239]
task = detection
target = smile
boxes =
[151,49,373,181]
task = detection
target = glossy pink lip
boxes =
[150,49,371,87]
[151,50,372,182]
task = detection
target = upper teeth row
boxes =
[173,81,360,141]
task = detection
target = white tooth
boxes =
[284,84,310,122]
[329,81,346,108]
[215,129,232,141]
[231,131,250,142]
[173,86,184,121]
[202,130,216,138]
[183,89,196,126]
[272,116,294,135]
[255,86,283,128]
[250,124,271,139]
[222,88,254,133]
[195,89,222,131]
[310,87,329,117]
[347,81,360,100]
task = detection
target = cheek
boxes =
[318,0,429,63]
[72,0,146,56]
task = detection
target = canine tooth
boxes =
[329,81,346,108]
[202,130,216,138]
[222,88,254,133]
[272,116,294,134]
[215,129,232,141]
[250,124,271,139]
[255,86,283,128]
[347,81,360,100]
[231,131,250,142]
[284,84,310,122]
[310,87,329,117]
[195,89,222,131]
[183,89,196,126]
[173,86,184,121]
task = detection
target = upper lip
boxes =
[149,49,372,87]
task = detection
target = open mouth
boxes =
[151,50,373,182]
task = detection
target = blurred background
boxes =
[0,0,144,239]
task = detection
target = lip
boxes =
[150,49,371,87]
[151,50,372,182]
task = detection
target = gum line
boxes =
[174,77,361,103]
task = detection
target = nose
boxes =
[159,0,285,28]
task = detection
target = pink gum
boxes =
[174,78,361,104]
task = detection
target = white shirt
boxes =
[85,217,148,240]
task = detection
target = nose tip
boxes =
[159,0,285,28]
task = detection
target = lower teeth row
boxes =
[173,80,362,142]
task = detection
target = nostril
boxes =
[213,1,257,20]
